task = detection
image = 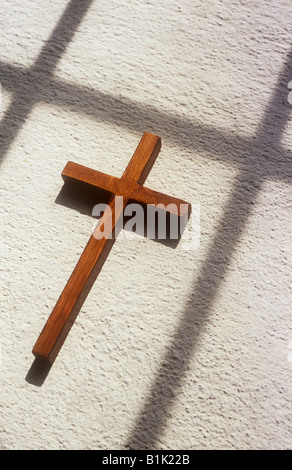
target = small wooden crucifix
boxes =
[33,132,191,363]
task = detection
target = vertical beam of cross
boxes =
[0,0,93,164]
[32,133,158,362]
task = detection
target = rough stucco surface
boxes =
[0,0,291,450]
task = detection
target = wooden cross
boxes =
[32,132,191,363]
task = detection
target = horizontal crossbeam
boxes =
[62,161,191,217]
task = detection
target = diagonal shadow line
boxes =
[0,0,94,165]
[256,46,292,140]
[0,59,291,182]
[125,48,292,449]
[38,76,292,183]
[0,90,37,163]
[31,0,94,75]
[126,169,262,450]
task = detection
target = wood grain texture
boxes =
[32,132,191,363]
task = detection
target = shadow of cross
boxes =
[32,132,191,363]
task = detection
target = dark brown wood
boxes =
[32,132,191,363]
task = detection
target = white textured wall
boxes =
[0,0,291,450]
